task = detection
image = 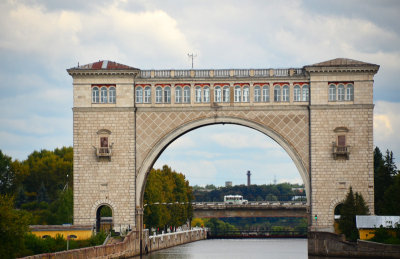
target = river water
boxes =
[135,238,314,259]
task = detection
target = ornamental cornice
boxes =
[303,65,379,74]
[67,69,140,77]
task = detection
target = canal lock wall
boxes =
[20,228,207,259]
[308,231,400,258]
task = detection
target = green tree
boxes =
[0,150,16,195]
[338,187,369,241]
[374,147,391,214]
[383,174,400,215]
[374,147,398,214]
[15,185,27,208]
[0,194,31,258]
[49,188,73,224]
[20,147,73,203]
[37,182,50,203]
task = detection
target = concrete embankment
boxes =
[20,228,207,259]
[308,231,400,258]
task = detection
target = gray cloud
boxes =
[0,0,399,173]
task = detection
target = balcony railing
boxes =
[138,68,304,79]
[253,69,271,77]
[332,145,350,159]
[96,147,112,160]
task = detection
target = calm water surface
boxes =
[136,239,309,259]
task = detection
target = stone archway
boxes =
[136,116,310,207]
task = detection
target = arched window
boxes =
[109,87,116,103]
[164,86,171,103]
[243,86,249,102]
[262,85,269,102]
[254,86,261,102]
[92,87,99,103]
[302,85,309,101]
[282,85,289,102]
[175,86,182,103]
[214,86,221,102]
[294,85,301,102]
[274,85,281,102]
[329,84,336,101]
[144,86,151,103]
[338,84,345,101]
[156,86,162,103]
[183,86,191,103]
[136,87,143,103]
[195,86,202,103]
[101,86,108,103]
[203,86,210,103]
[234,85,241,102]
[346,84,354,101]
[223,86,230,103]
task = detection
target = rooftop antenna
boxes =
[187,53,197,69]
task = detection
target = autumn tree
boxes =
[143,165,193,231]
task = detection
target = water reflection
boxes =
[134,239,308,259]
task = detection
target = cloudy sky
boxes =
[1,0,399,186]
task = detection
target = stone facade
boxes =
[67,58,379,232]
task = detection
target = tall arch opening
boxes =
[137,116,310,207]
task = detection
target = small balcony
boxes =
[332,144,350,160]
[95,146,112,160]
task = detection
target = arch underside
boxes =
[136,108,310,207]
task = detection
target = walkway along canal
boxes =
[20,228,207,259]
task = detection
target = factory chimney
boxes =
[247,170,251,186]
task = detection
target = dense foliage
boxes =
[374,147,400,215]
[338,187,370,241]
[370,225,400,245]
[143,165,193,232]
[0,194,31,258]
[193,183,305,202]
[0,147,73,225]
[18,231,107,257]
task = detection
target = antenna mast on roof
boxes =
[187,53,197,69]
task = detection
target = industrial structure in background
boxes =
[247,170,251,186]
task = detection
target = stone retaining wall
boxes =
[308,231,400,258]
[20,229,207,259]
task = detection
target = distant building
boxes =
[356,215,400,240]
[291,187,305,194]
[247,170,251,186]
[225,181,232,187]
[30,225,93,240]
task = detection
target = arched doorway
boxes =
[96,205,113,233]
